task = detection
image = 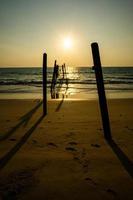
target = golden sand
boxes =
[0,99,133,200]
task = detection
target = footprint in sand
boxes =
[9,138,16,141]
[106,188,117,197]
[47,142,58,148]
[85,177,98,186]
[91,144,101,148]
[82,159,90,173]
[73,156,80,161]
[65,147,77,151]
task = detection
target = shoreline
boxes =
[0,90,133,100]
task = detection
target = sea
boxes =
[0,67,133,100]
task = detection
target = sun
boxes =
[63,37,73,49]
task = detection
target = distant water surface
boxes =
[0,67,133,99]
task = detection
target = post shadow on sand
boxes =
[0,101,43,141]
[91,43,133,179]
[55,83,69,112]
[0,114,45,170]
[55,78,69,112]
[55,94,65,112]
[107,139,133,179]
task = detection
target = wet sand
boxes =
[0,99,133,200]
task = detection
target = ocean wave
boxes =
[0,80,50,85]
[0,86,133,94]
[0,78,133,86]
[0,67,133,96]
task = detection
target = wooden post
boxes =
[43,53,47,116]
[91,42,112,140]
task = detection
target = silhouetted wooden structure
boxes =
[42,44,111,140]
[43,53,47,116]
[91,42,112,141]
[51,61,68,99]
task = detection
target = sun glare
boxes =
[63,37,73,49]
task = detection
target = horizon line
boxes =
[0,65,133,68]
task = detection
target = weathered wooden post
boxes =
[91,42,112,140]
[43,53,47,116]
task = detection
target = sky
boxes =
[0,0,133,67]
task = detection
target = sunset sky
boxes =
[0,0,132,67]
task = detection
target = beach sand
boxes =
[0,99,133,200]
